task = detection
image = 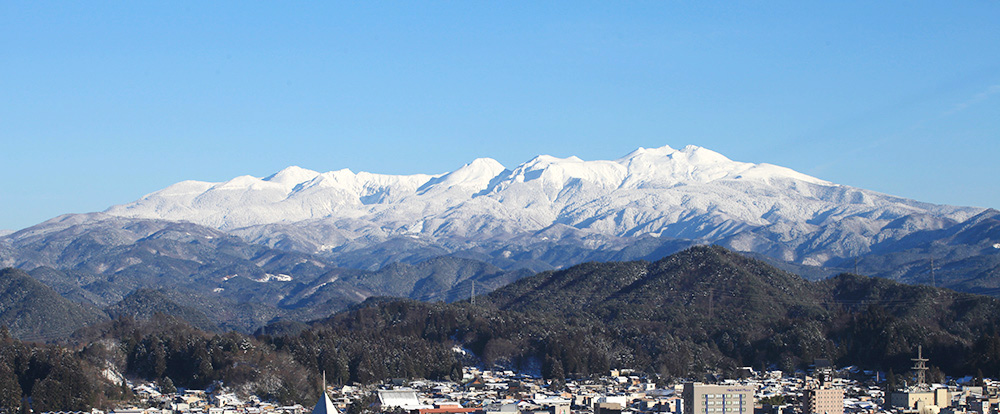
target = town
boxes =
[77,349,999,414]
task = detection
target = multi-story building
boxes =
[682,384,754,414]
[803,387,845,414]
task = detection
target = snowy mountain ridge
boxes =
[104,144,984,266]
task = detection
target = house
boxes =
[378,389,434,411]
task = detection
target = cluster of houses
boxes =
[108,386,308,414]
[67,361,1000,414]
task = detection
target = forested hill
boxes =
[0,268,109,340]
[287,246,1000,381]
[7,246,1000,413]
[475,245,1000,375]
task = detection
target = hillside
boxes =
[0,222,532,335]
[0,268,109,341]
[294,246,1000,379]
[105,289,220,332]
[7,247,1000,412]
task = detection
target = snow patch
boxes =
[254,273,293,282]
[102,365,124,386]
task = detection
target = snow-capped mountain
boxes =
[104,145,984,267]
[3,144,998,333]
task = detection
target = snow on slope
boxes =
[104,145,984,265]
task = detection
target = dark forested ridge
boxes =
[480,246,1000,376]
[4,246,1000,412]
[105,289,220,332]
[2,233,530,334]
[288,246,1000,380]
[0,268,109,341]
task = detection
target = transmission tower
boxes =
[911,345,929,388]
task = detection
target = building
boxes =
[889,347,951,412]
[889,389,951,412]
[594,403,622,414]
[802,360,844,414]
[313,376,337,414]
[803,388,845,414]
[377,389,434,411]
[682,384,754,414]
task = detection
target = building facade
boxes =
[803,388,844,414]
[682,384,754,414]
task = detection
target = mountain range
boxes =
[1,144,998,335]
[101,145,986,267]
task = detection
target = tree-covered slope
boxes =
[290,246,1000,379]
[0,268,109,341]
[105,289,219,332]
[7,246,1000,412]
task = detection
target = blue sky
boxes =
[2,2,998,231]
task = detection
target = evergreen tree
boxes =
[0,362,21,414]
[346,392,377,414]
[543,355,565,388]
[159,377,176,394]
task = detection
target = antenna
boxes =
[911,345,928,388]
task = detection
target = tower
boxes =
[911,345,929,389]
[313,371,337,414]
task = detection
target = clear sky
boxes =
[1,2,998,231]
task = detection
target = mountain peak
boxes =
[97,144,983,265]
[618,144,730,164]
[417,158,507,194]
[264,166,321,186]
[678,145,731,164]
[466,157,505,171]
[619,144,678,160]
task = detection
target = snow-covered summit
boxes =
[418,158,506,194]
[104,144,983,265]
[264,166,321,186]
